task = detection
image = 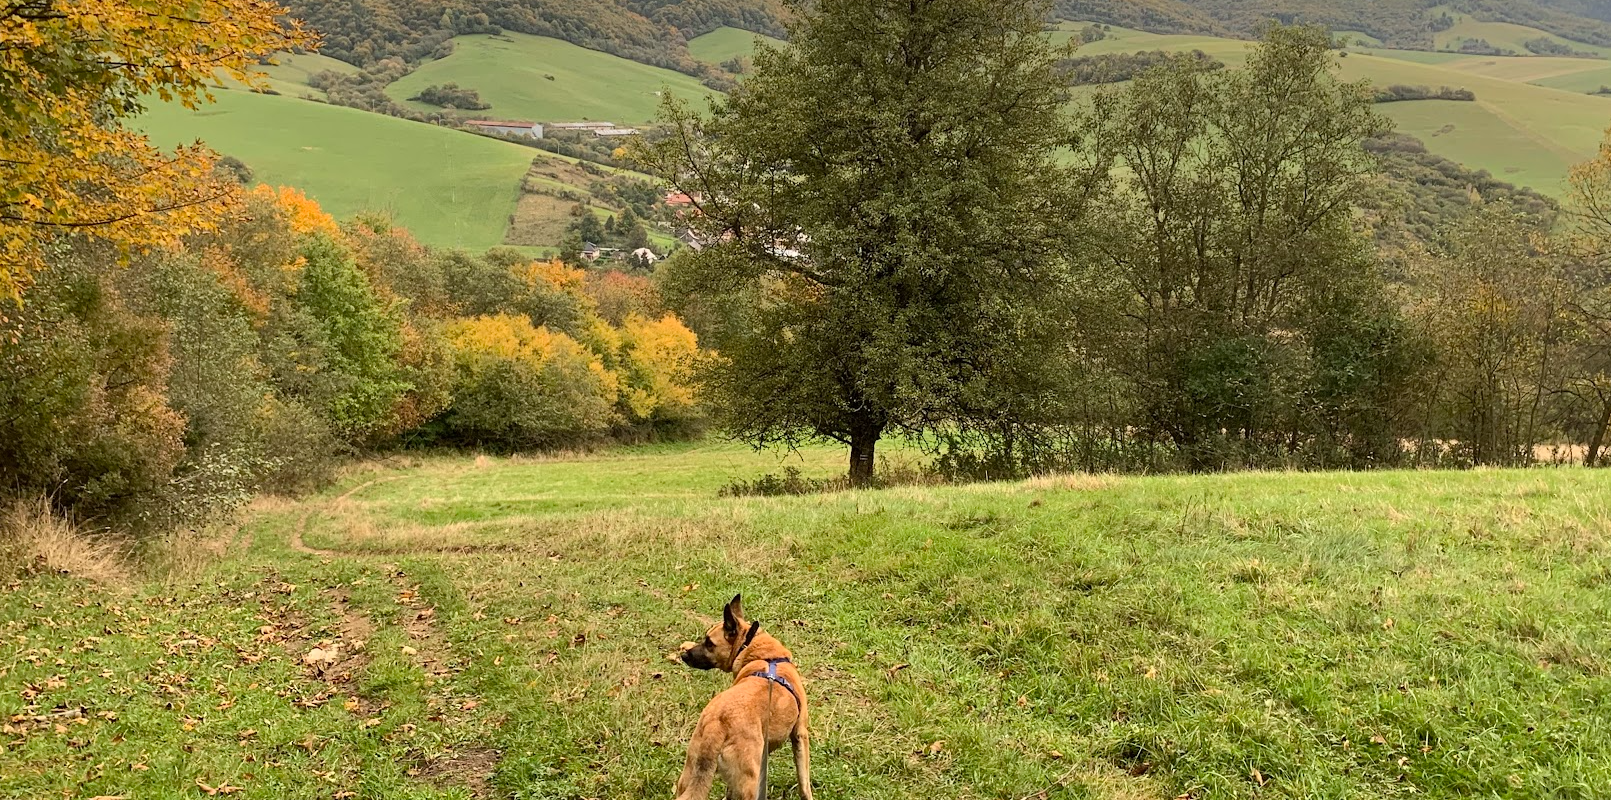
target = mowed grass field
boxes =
[687,26,786,65]
[138,90,536,250]
[5,444,1611,799]
[387,33,713,125]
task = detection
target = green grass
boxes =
[687,26,785,64]
[386,33,714,125]
[1059,31,1611,196]
[1338,53,1611,194]
[137,90,537,250]
[7,444,1611,799]
[1434,15,1611,58]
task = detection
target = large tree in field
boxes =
[0,1,307,300]
[637,0,1097,484]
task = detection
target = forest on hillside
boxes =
[285,0,786,74]
[1058,0,1611,48]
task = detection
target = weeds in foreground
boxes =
[0,497,127,584]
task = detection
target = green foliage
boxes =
[1078,26,1409,469]
[282,0,786,77]
[1406,205,1568,465]
[281,236,412,441]
[1059,0,1611,51]
[0,248,184,525]
[1373,84,1475,102]
[437,314,619,448]
[1063,48,1223,85]
[642,0,1096,483]
[408,81,491,109]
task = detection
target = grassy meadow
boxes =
[687,27,786,65]
[6,444,1610,799]
[138,90,536,251]
[386,33,714,125]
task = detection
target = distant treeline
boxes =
[1373,84,1476,103]
[1524,36,1601,56]
[1364,132,1557,247]
[410,82,490,110]
[1064,49,1223,85]
[1055,0,1611,51]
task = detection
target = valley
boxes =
[134,4,1611,251]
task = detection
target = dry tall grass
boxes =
[0,497,128,583]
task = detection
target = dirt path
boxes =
[289,476,410,557]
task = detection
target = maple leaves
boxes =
[0,1,311,299]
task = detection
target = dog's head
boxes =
[680,594,752,672]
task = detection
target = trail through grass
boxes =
[5,444,1611,799]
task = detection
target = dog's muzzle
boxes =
[679,645,717,670]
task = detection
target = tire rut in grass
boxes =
[388,566,502,798]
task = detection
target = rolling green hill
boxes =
[1434,12,1611,55]
[386,33,714,125]
[1061,24,1611,195]
[687,26,786,64]
[137,90,538,251]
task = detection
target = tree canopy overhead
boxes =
[639,0,1102,483]
[0,0,308,300]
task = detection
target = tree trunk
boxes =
[1588,399,1611,468]
[848,427,879,487]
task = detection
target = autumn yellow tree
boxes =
[0,1,308,299]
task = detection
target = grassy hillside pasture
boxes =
[1532,62,1611,93]
[1063,32,1611,196]
[1346,47,1479,65]
[138,90,536,250]
[1433,15,1611,57]
[214,52,360,99]
[687,26,785,64]
[386,33,713,125]
[1435,54,1611,83]
[1338,52,1611,194]
[4,445,1610,799]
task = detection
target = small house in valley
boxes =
[464,120,543,138]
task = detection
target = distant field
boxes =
[216,51,358,99]
[1434,15,1611,58]
[1060,28,1611,196]
[1339,52,1611,194]
[7,443,1610,799]
[387,33,714,125]
[137,90,535,250]
[687,26,785,64]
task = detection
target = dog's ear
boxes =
[723,594,743,637]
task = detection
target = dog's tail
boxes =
[673,732,721,799]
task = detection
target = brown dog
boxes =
[675,595,813,800]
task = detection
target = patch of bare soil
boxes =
[415,746,502,799]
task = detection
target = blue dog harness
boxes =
[747,657,801,707]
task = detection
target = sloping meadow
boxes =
[4,446,1609,798]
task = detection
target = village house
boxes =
[548,121,640,138]
[463,120,543,138]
